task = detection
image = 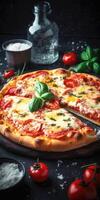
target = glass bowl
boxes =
[0,157,25,192]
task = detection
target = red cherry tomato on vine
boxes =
[83,164,100,188]
[3,69,15,79]
[28,162,49,182]
[62,52,78,66]
[67,178,97,200]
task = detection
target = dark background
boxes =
[0,0,100,41]
[0,2,100,200]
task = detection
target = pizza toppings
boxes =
[42,109,89,139]
[21,121,43,137]
[29,97,44,112]
[0,68,98,152]
[29,81,55,112]
[21,70,49,80]
[44,98,60,110]
[5,87,17,96]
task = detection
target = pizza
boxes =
[0,68,99,152]
[60,72,100,126]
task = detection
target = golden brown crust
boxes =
[0,123,97,152]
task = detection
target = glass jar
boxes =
[27,1,59,65]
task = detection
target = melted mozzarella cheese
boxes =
[43,108,79,134]
[51,74,66,88]
[84,99,100,111]
[72,85,98,98]
[4,96,42,123]
[62,84,100,109]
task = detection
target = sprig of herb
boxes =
[29,82,55,112]
[70,46,100,74]
[35,81,49,96]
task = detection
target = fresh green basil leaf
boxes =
[75,62,87,72]
[86,62,93,73]
[41,92,55,101]
[85,61,90,67]
[29,97,43,112]
[90,57,98,62]
[35,81,49,95]
[81,51,89,61]
[86,46,93,59]
[93,62,100,74]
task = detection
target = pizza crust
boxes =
[0,122,97,152]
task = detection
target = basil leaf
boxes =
[41,92,55,101]
[86,46,93,59]
[81,51,89,61]
[86,61,90,67]
[85,60,94,70]
[90,57,98,62]
[75,62,87,72]
[29,97,43,112]
[35,81,49,95]
[93,62,100,74]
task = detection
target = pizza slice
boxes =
[61,73,100,126]
[0,94,97,152]
[0,68,71,98]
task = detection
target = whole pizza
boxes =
[0,68,99,152]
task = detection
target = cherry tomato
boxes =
[67,178,97,200]
[62,52,78,66]
[29,162,49,182]
[3,69,15,79]
[83,164,100,188]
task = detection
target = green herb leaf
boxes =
[93,62,100,74]
[85,61,93,72]
[29,97,43,112]
[86,46,93,59]
[41,92,54,101]
[75,62,87,72]
[90,57,98,62]
[35,81,49,96]
[81,51,89,61]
